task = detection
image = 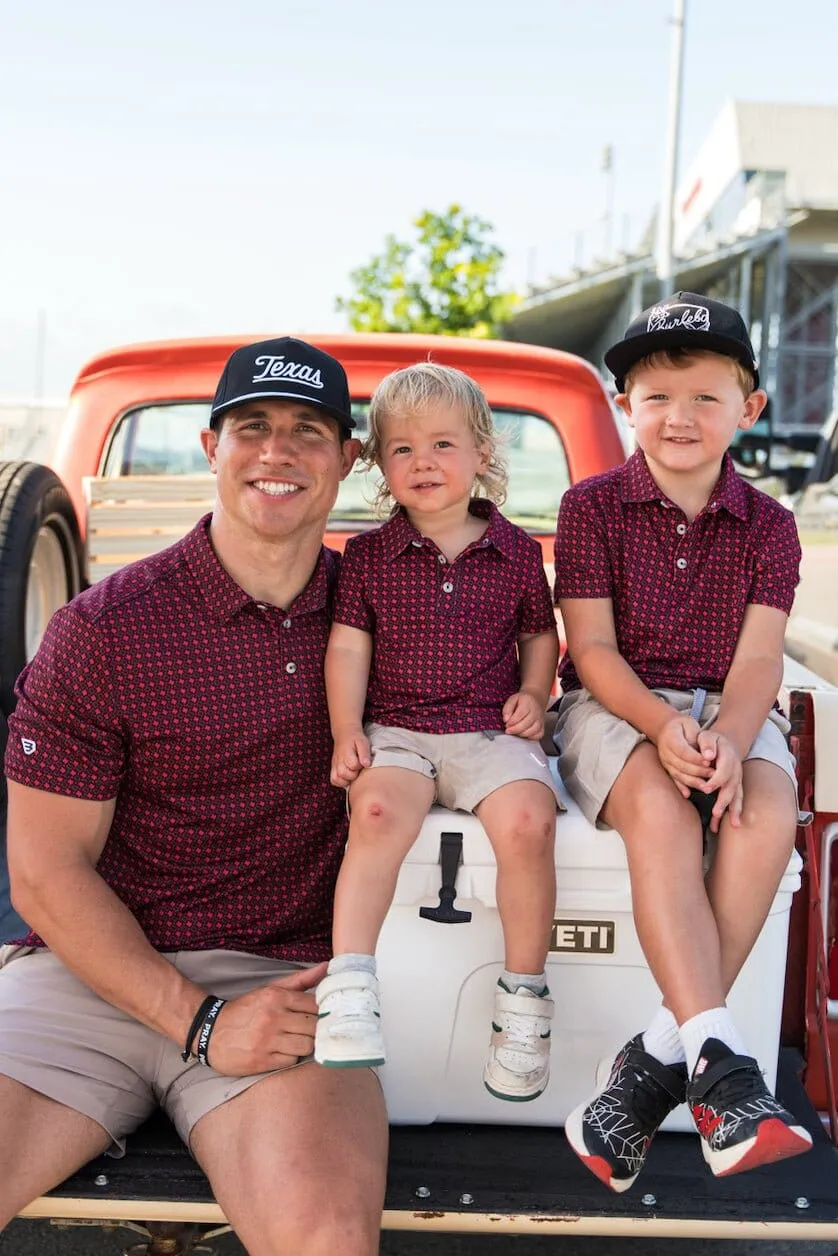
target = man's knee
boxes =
[257,1206,380,1256]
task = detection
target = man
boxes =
[0,338,388,1254]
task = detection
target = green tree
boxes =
[336,205,519,338]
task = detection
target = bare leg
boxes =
[475,781,557,973]
[191,1063,387,1256]
[708,758,798,994]
[603,743,722,1023]
[0,1077,112,1229]
[332,767,436,955]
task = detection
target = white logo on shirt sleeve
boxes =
[21,738,36,756]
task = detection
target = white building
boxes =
[509,101,838,441]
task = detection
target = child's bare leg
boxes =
[333,766,436,954]
[707,758,798,994]
[602,742,723,1023]
[475,779,557,973]
[315,766,435,1068]
[476,779,557,1102]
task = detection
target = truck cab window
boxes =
[102,401,570,534]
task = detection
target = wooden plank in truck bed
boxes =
[19,1051,838,1240]
[83,476,215,581]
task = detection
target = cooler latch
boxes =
[419,831,472,924]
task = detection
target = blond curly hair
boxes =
[362,362,507,515]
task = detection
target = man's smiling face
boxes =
[201,398,359,545]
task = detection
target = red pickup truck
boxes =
[1,333,838,1250]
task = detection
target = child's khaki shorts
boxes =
[365,723,564,814]
[553,687,797,828]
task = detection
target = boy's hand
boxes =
[696,729,744,832]
[655,715,714,797]
[502,690,545,740]
[331,729,371,788]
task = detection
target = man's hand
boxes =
[655,715,714,797]
[697,729,744,832]
[502,690,545,740]
[331,729,371,787]
[203,962,327,1076]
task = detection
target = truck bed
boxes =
[19,1050,838,1242]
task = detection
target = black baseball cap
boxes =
[210,336,356,434]
[605,291,759,392]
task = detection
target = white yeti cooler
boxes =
[376,774,801,1133]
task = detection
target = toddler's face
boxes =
[377,404,490,517]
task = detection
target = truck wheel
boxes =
[0,462,83,715]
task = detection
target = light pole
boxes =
[655,0,686,299]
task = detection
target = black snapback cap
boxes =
[604,292,759,392]
[210,337,355,433]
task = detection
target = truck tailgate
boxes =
[20,1050,838,1241]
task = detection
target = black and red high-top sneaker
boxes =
[688,1038,813,1176]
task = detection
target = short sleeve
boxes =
[748,509,802,614]
[518,540,558,635]
[553,486,615,601]
[331,536,375,634]
[5,605,126,800]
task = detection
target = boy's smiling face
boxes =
[617,352,767,491]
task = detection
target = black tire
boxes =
[0,461,83,716]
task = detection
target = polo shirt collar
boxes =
[184,515,332,622]
[379,499,516,560]
[620,450,748,520]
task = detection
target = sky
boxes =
[1,0,836,398]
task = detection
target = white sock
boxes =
[502,969,548,996]
[642,1005,686,1066]
[327,953,376,976]
[680,1006,748,1075]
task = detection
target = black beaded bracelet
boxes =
[182,995,223,1062]
[194,997,227,1066]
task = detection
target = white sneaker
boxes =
[483,980,554,1101]
[314,969,385,1067]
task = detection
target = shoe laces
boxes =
[695,1064,772,1113]
[500,1013,546,1053]
[324,985,378,1019]
[623,1063,683,1128]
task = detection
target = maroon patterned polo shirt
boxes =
[5,517,347,962]
[333,500,556,734]
[554,450,801,693]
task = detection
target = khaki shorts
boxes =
[554,687,798,828]
[0,946,313,1156]
[365,723,564,814]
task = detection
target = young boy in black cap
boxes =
[554,292,812,1190]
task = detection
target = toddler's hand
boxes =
[656,715,713,797]
[697,729,744,832]
[331,729,371,788]
[502,691,545,740]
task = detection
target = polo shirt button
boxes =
[256,603,267,611]
[676,523,686,535]
[283,618,292,628]
[438,554,447,564]
[412,539,423,548]
[676,558,687,570]
[442,581,454,594]
[285,662,298,674]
